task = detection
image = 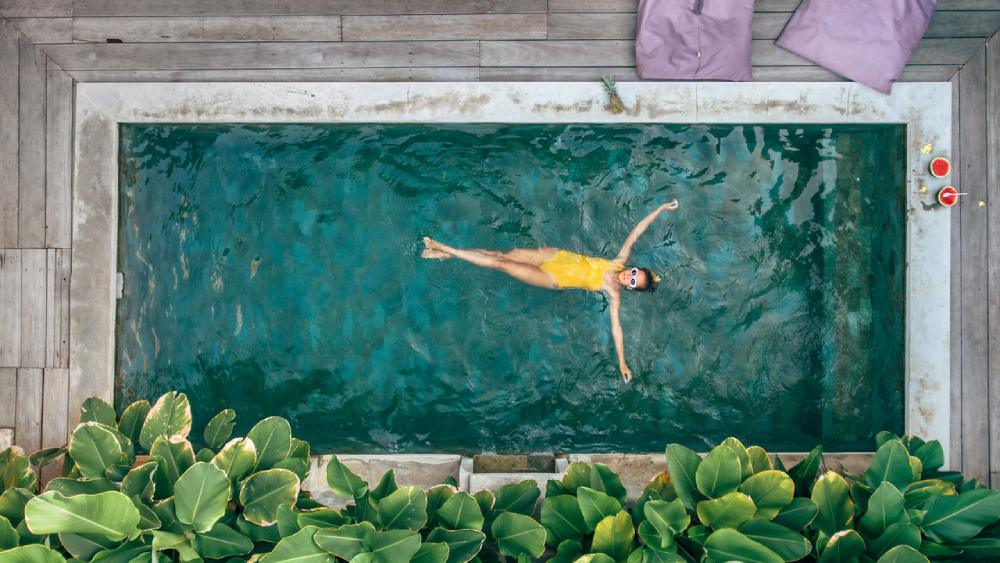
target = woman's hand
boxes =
[619,363,633,383]
[659,199,679,213]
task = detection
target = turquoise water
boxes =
[116,123,906,453]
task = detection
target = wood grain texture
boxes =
[958,45,990,485]
[0,0,70,17]
[0,20,18,248]
[41,367,68,446]
[64,66,481,82]
[41,41,480,70]
[70,16,343,43]
[950,74,963,472]
[17,41,46,248]
[14,367,42,451]
[46,249,69,368]
[0,250,20,367]
[45,69,72,249]
[479,65,959,82]
[0,368,14,427]
[20,249,46,368]
[548,0,1000,11]
[6,17,70,43]
[342,14,546,41]
[987,31,999,488]
[72,0,547,17]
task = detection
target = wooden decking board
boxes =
[0,368,14,427]
[342,14,546,41]
[550,0,1000,11]
[0,19,19,248]
[950,74,963,471]
[987,31,999,486]
[44,69,72,249]
[0,0,70,18]
[70,0,547,17]
[958,45,990,485]
[479,65,960,83]
[6,17,69,43]
[0,249,21,367]
[20,249,46,368]
[17,41,46,249]
[14,367,42,451]
[41,367,68,446]
[45,248,69,368]
[70,16,343,43]
[62,66,481,82]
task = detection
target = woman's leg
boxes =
[422,238,557,289]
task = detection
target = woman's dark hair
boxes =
[635,267,658,292]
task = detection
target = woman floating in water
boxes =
[422,200,679,383]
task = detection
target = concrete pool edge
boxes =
[69,82,952,465]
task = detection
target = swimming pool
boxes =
[115,121,906,453]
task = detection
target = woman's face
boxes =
[617,267,650,291]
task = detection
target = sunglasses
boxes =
[628,268,640,288]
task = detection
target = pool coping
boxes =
[69,82,953,475]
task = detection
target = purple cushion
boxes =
[635,0,754,81]
[776,0,937,94]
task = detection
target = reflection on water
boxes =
[116,123,905,453]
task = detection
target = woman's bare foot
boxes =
[421,237,452,259]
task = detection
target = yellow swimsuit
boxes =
[539,250,623,291]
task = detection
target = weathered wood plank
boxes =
[70,16,342,43]
[479,65,958,82]
[45,69,72,249]
[987,31,1000,488]
[20,249,46,368]
[950,74,963,471]
[0,0,70,17]
[755,37,984,66]
[0,368,14,428]
[65,66,480,82]
[17,41,46,249]
[7,17,70,43]
[41,367,68,446]
[0,20,18,248]
[72,0,546,17]
[0,250,20,367]
[754,0,1000,11]
[343,14,546,41]
[958,45,990,485]
[41,41,479,70]
[46,249,69,368]
[14,367,42,451]
[547,0,634,12]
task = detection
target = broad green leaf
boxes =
[174,461,230,532]
[577,487,623,531]
[80,398,117,427]
[240,468,300,526]
[541,495,586,545]
[413,542,449,563]
[472,490,494,514]
[721,437,753,481]
[89,538,149,563]
[57,532,115,560]
[370,529,421,563]
[236,514,281,543]
[325,455,368,498]
[151,497,184,534]
[877,545,929,563]
[315,522,376,560]
[426,484,457,523]
[916,539,960,558]
[576,555,616,563]
[0,545,65,562]
[425,527,486,563]
[818,530,865,563]
[45,477,115,497]
[591,463,628,505]
[739,470,795,520]
[202,409,236,449]
[903,479,955,509]
[561,462,592,494]
[771,498,818,531]
[115,401,150,445]
[696,445,742,499]
[643,499,689,538]
[259,525,332,563]
[912,442,943,474]
[246,416,292,471]
[138,391,192,451]
[371,470,399,502]
[637,520,673,551]
[211,437,256,483]
[697,492,756,529]
[949,536,1000,559]
[29,447,66,470]
[0,451,36,492]
[192,522,254,559]
[149,436,195,498]
[24,491,139,540]
[591,511,635,561]
[276,504,301,537]
[920,488,1000,543]
[69,423,123,479]
[119,462,157,502]
[739,519,811,562]
[437,492,483,531]
[0,515,17,549]
[747,447,773,474]
[859,482,907,538]
[787,446,823,496]
[551,539,582,563]
[378,486,428,530]
[642,548,686,562]
[493,480,540,515]
[811,472,854,535]
[491,511,546,559]
[703,528,783,563]
[297,508,348,529]
[866,441,913,491]
[868,523,921,559]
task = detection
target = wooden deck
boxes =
[0,0,997,483]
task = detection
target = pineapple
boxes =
[602,75,625,115]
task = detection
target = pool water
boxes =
[116,123,906,453]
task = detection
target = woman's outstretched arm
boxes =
[608,292,632,383]
[614,200,679,265]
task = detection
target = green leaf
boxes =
[643,499,689,538]
[576,555,616,563]
[315,522,376,560]
[211,437,257,483]
[69,423,124,479]
[747,447,773,474]
[739,519,811,562]
[949,536,1000,559]
[771,498,817,531]
[903,479,955,509]
[80,398,117,427]
[859,482,907,538]
[920,488,1000,543]
[202,409,236,450]
[325,455,368,499]
[493,480,540,516]
[413,542,450,563]
[0,451,35,492]
[45,477,115,497]
[811,472,855,535]
[174,461,230,532]
[866,441,913,491]
[696,445,742,499]
[591,463,628,505]
[818,530,865,563]
[425,528,486,563]
[551,539,582,563]
[119,462,157,503]
[297,508,348,529]
[721,437,753,481]
[491,511,546,559]
[637,520,673,551]
[370,529,421,563]
[24,491,139,540]
[192,522,253,559]
[57,532,115,560]
[115,401,150,445]
[0,488,31,527]
[786,446,823,496]
[149,437,194,500]
[90,538,149,563]
[703,528,783,563]
[696,492,756,529]
[0,515,17,549]
[236,514,280,543]
[877,545,929,563]
[739,470,795,520]
[246,416,292,471]
[591,511,635,561]
[436,492,484,531]
[577,486,623,532]
[911,442,943,474]
[642,548,686,562]
[426,484,457,523]
[377,486,428,531]
[29,447,66,470]
[259,525,332,563]
[472,490,494,514]
[151,497,184,534]
[868,523,921,559]
[560,462,592,494]
[138,391,192,451]
[0,545,65,562]
[240,468,300,526]
[371,470,398,502]
[540,495,586,545]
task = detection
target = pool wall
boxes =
[70,82,951,491]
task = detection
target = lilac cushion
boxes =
[635,0,754,81]
[776,0,937,94]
